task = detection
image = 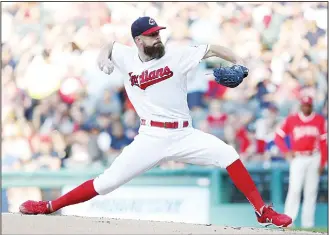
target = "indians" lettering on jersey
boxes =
[128,66,174,90]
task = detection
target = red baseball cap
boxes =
[300,96,313,105]
[131,16,166,38]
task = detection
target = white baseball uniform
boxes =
[93,42,240,195]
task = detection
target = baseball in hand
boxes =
[99,60,114,75]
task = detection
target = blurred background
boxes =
[1,2,327,229]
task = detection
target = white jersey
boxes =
[111,42,209,121]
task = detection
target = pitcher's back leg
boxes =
[171,128,292,227]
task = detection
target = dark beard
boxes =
[143,43,165,60]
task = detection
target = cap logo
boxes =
[149,18,156,25]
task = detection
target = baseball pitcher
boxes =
[275,96,328,228]
[20,16,292,228]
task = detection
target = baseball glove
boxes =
[213,65,249,88]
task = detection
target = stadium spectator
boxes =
[1,2,327,170]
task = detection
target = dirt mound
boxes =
[2,213,324,234]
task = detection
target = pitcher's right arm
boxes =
[97,41,115,75]
[97,42,133,75]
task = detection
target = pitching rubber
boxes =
[2,213,324,234]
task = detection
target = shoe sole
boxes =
[19,205,30,214]
[259,221,292,228]
[19,205,34,215]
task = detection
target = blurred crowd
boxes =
[2,2,328,173]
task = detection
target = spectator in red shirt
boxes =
[235,126,251,157]
[206,100,228,140]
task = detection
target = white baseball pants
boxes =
[93,124,239,195]
[284,153,321,228]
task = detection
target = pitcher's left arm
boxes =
[203,44,248,88]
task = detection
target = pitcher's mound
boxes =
[2,213,324,234]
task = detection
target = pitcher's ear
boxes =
[135,36,141,42]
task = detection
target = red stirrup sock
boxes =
[226,159,265,214]
[50,179,99,212]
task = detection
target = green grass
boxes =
[290,227,328,233]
